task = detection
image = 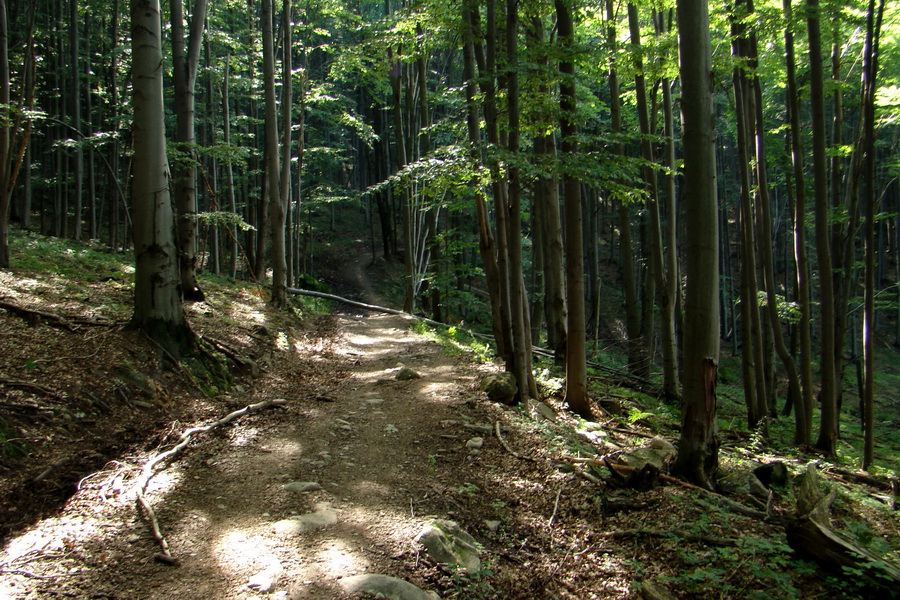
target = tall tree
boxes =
[262,0,286,306]
[170,0,209,301]
[807,0,838,455]
[674,0,720,489]
[861,0,885,470]
[130,0,190,355]
[0,0,10,269]
[557,0,592,419]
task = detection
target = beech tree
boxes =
[674,0,720,489]
[130,0,191,355]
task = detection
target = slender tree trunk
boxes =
[557,0,592,419]
[861,0,885,470]
[0,0,9,268]
[606,0,643,377]
[462,1,506,359]
[263,0,285,306]
[170,0,209,301]
[808,0,838,455]
[69,0,82,241]
[783,0,814,444]
[674,0,720,490]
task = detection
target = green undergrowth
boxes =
[411,320,494,362]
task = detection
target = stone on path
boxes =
[272,503,338,536]
[484,520,501,534]
[338,574,440,600]
[247,561,283,593]
[283,481,322,493]
[396,366,422,381]
[385,424,399,434]
[415,519,481,573]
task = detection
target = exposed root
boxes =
[132,399,287,563]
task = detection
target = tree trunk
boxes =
[674,0,720,490]
[861,0,885,470]
[807,0,838,455]
[69,0,82,242]
[170,0,208,301]
[0,0,9,268]
[130,0,189,356]
[557,0,592,419]
[263,0,286,307]
[783,0,814,444]
[606,0,643,378]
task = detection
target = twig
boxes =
[600,529,736,547]
[133,399,287,563]
[0,569,58,579]
[548,488,563,528]
[494,420,536,462]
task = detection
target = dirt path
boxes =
[0,311,498,599]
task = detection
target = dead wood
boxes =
[786,517,900,597]
[133,399,287,563]
[827,467,893,491]
[0,377,70,402]
[0,300,117,330]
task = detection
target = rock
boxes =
[385,424,399,434]
[366,398,385,405]
[480,373,517,404]
[272,503,338,536]
[283,481,322,493]
[484,520,501,534]
[335,418,352,427]
[247,561,283,593]
[465,437,484,450]
[338,574,440,600]
[617,448,673,471]
[415,519,481,573]
[748,473,770,499]
[527,399,556,421]
[649,437,676,456]
[396,366,422,381]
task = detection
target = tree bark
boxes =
[170,0,209,301]
[807,0,838,455]
[262,0,285,306]
[130,0,190,356]
[674,0,720,490]
[556,0,592,419]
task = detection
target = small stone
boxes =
[283,481,322,493]
[335,418,352,427]
[415,519,481,573]
[396,366,422,381]
[247,561,283,593]
[126,534,141,543]
[465,437,484,450]
[366,398,385,405]
[272,503,338,536]
[385,424,399,434]
[484,520,501,534]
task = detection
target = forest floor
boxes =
[0,228,898,599]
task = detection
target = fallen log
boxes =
[786,517,900,597]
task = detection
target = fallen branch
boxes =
[565,454,786,523]
[0,300,118,330]
[0,377,70,403]
[133,399,287,563]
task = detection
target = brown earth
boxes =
[0,239,890,600]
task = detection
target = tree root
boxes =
[133,399,287,563]
[0,300,118,330]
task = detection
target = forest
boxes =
[1,0,900,597]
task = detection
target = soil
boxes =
[0,240,892,599]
